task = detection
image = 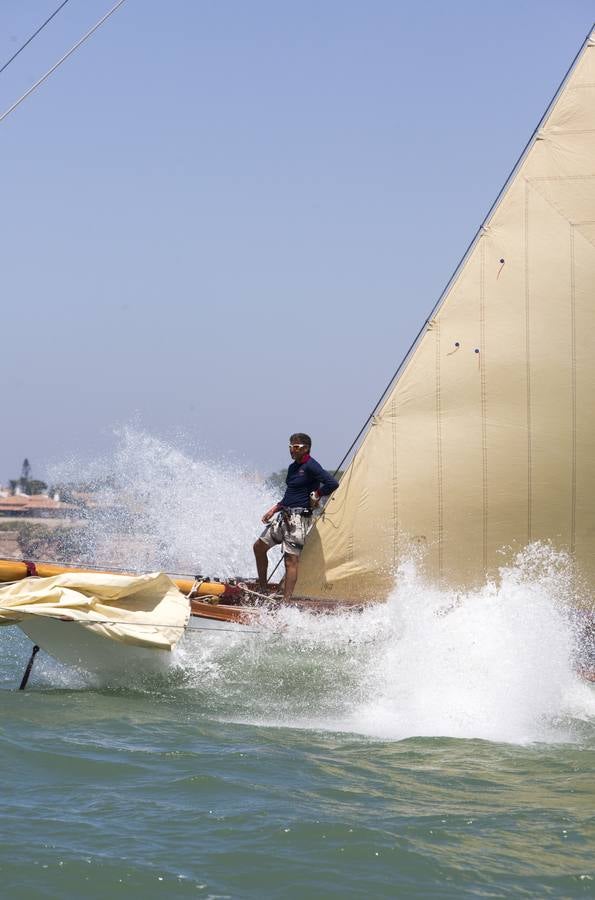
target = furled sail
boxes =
[0,572,189,649]
[296,30,595,599]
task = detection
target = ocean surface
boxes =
[2,568,595,899]
[1,434,594,898]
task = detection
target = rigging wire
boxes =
[0,609,178,630]
[0,607,266,635]
[0,0,127,125]
[0,0,72,76]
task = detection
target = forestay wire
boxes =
[0,0,72,76]
[0,0,127,124]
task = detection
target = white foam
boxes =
[342,550,595,743]
[47,431,595,743]
[170,548,595,745]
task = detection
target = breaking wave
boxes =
[173,545,595,744]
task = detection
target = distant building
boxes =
[0,492,78,519]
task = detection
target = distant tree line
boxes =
[7,458,115,501]
[8,459,47,496]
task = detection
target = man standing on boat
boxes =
[254,434,339,600]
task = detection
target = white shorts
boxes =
[259,508,312,556]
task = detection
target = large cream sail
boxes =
[296,30,595,599]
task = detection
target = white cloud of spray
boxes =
[175,544,595,745]
[50,426,280,577]
[344,546,595,743]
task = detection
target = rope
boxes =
[265,551,284,584]
[237,582,282,603]
[0,0,127,125]
[185,624,265,635]
[0,606,265,635]
[0,0,72,76]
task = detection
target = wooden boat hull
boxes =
[2,559,594,684]
[0,558,363,680]
[12,601,267,682]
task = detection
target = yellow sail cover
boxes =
[297,31,595,599]
[0,572,189,650]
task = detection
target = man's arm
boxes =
[307,459,339,498]
[262,502,282,524]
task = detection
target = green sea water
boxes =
[1,566,594,900]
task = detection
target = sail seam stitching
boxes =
[435,320,444,578]
[480,241,488,571]
[392,396,399,567]
[545,128,595,135]
[570,226,577,554]
[524,181,533,542]
[527,179,595,229]
[529,175,595,182]
[528,180,595,219]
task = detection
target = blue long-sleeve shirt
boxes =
[279,455,339,509]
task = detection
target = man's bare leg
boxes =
[253,539,270,590]
[283,552,299,601]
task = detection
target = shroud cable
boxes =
[0,0,72,76]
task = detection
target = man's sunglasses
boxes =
[289,443,306,450]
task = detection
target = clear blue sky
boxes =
[1,0,593,483]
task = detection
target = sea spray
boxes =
[49,427,280,576]
[168,546,593,744]
[345,547,595,743]
[42,431,595,744]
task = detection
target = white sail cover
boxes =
[296,31,595,599]
[0,572,189,650]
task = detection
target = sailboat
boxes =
[2,27,595,683]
